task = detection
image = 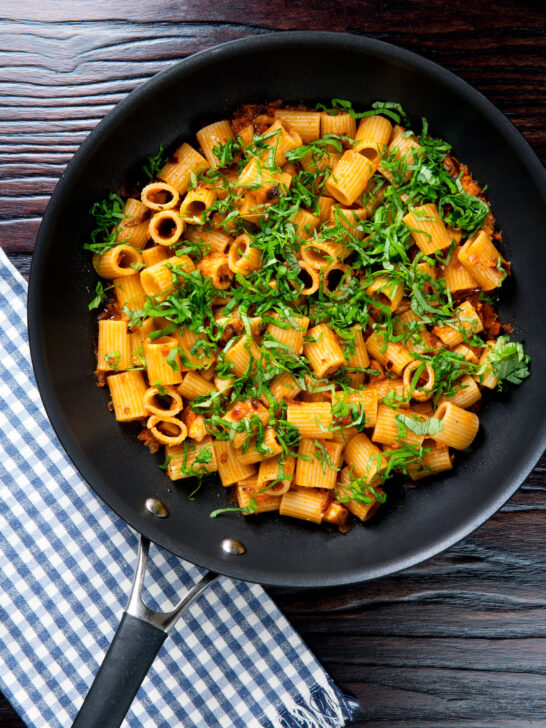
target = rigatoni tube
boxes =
[97,320,132,372]
[237,427,283,466]
[93,245,143,280]
[257,455,295,495]
[458,231,507,291]
[147,415,187,446]
[433,300,483,348]
[365,331,413,376]
[143,337,182,385]
[178,371,216,401]
[432,402,479,450]
[274,110,321,144]
[325,150,376,206]
[407,446,453,481]
[224,335,262,377]
[140,182,179,211]
[166,438,218,481]
[267,313,310,356]
[344,433,385,485]
[213,440,256,486]
[286,401,333,439]
[403,203,452,255]
[354,115,393,163]
[139,254,194,300]
[113,274,146,313]
[159,142,209,195]
[196,120,234,167]
[438,375,481,409]
[148,210,184,247]
[115,197,151,249]
[279,487,326,524]
[304,323,346,378]
[143,386,183,417]
[294,439,343,489]
[107,371,148,421]
[236,479,281,514]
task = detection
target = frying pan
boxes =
[27,31,546,728]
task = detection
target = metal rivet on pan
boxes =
[145,498,168,518]
[220,538,246,555]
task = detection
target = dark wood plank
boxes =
[1,2,545,726]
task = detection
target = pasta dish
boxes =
[86,99,530,530]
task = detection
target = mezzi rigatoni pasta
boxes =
[86,98,530,530]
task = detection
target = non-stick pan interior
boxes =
[28,33,546,587]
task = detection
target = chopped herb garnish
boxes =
[396,414,444,438]
[480,336,531,386]
[439,190,489,234]
[159,454,172,471]
[84,192,126,255]
[104,351,120,371]
[86,98,529,529]
[88,281,112,310]
[313,439,340,474]
[143,145,167,180]
[210,496,257,519]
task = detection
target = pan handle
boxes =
[72,536,218,728]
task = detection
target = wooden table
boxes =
[1,2,544,726]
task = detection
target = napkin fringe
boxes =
[264,676,358,727]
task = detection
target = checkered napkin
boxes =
[0,248,357,728]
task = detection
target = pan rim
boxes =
[27,31,546,588]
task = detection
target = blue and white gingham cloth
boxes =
[0,249,357,728]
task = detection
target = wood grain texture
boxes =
[0,2,545,726]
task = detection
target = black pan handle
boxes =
[72,537,218,728]
[72,612,166,728]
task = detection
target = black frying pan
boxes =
[27,32,546,728]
